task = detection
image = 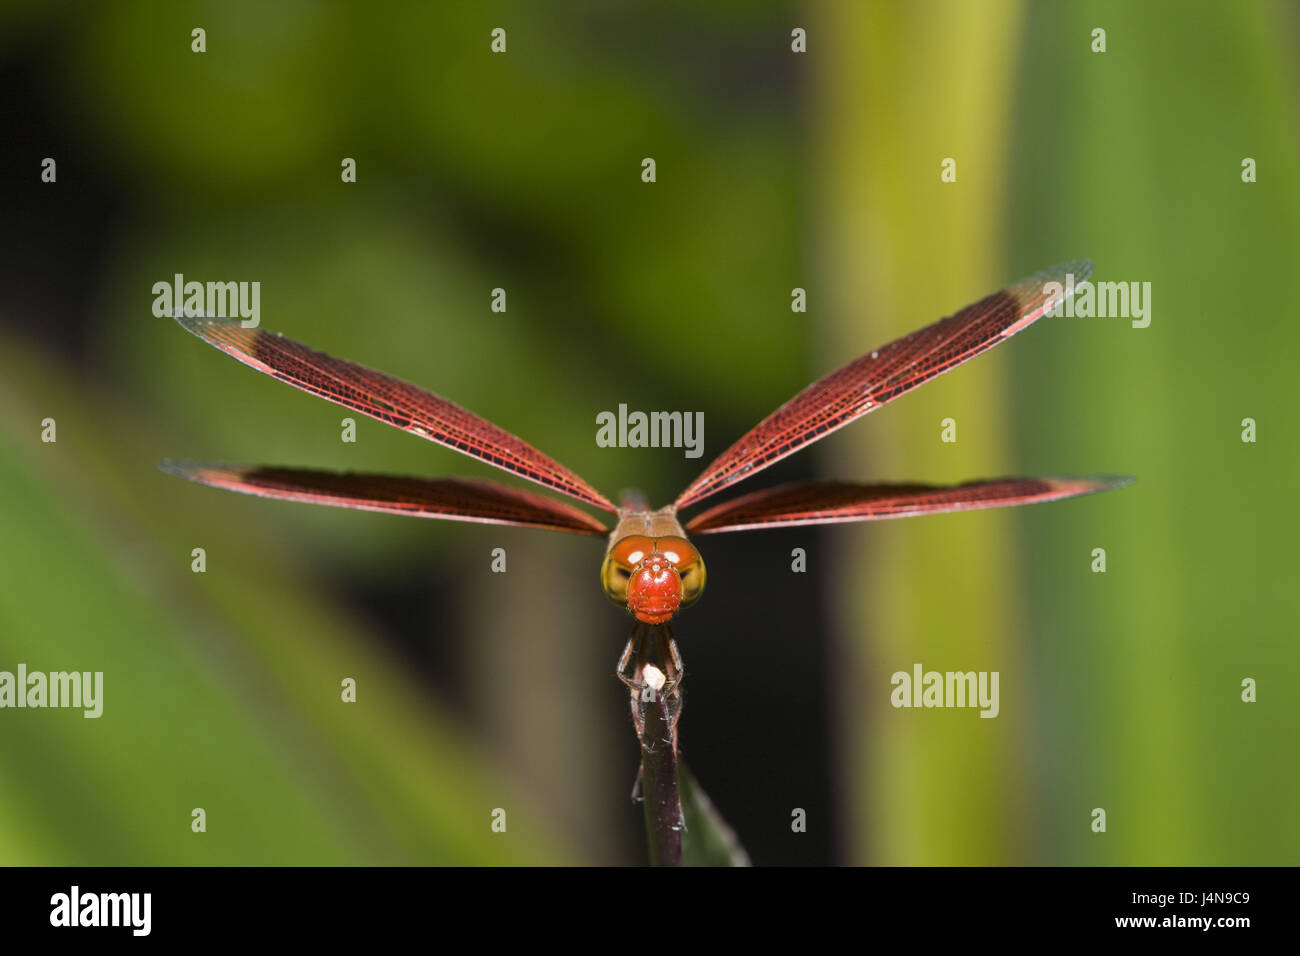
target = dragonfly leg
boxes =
[662,632,685,695]
[615,629,643,691]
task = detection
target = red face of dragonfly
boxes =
[601,535,707,624]
[162,260,1131,633]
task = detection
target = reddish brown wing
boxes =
[174,314,615,512]
[685,475,1132,534]
[675,262,1094,510]
[160,462,609,535]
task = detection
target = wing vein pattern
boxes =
[161,462,609,535]
[686,475,1131,533]
[175,315,615,512]
[676,262,1093,509]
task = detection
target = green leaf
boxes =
[679,761,750,867]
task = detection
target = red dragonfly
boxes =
[162,261,1130,691]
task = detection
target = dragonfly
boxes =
[162,260,1131,697]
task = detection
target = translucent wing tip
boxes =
[1050,473,1135,494]
[999,259,1096,338]
[159,459,232,483]
[169,309,244,335]
[1040,258,1094,283]
[1015,260,1095,303]
[158,458,198,479]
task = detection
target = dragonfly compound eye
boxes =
[654,536,706,608]
[602,535,655,606]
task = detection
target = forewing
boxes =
[686,475,1132,533]
[161,462,609,535]
[675,262,1094,509]
[174,314,615,512]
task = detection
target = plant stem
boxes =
[636,662,683,867]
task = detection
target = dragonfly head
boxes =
[601,534,706,624]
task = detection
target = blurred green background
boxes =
[0,0,1295,865]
